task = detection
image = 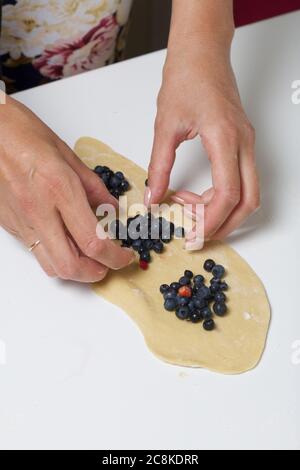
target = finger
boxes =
[201,130,241,239]
[56,139,118,209]
[146,122,177,206]
[212,144,260,240]
[171,188,215,208]
[33,208,109,283]
[19,224,57,278]
[55,175,135,270]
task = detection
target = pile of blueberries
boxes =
[94,165,130,199]
[111,213,185,270]
[160,259,229,331]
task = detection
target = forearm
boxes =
[168,0,235,55]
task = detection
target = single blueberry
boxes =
[175,306,190,320]
[179,276,191,286]
[109,175,122,189]
[163,289,177,300]
[160,284,169,294]
[188,300,195,311]
[210,284,221,295]
[193,297,208,309]
[203,319,215,331]
[164,298,178,312]
[212,264,225,279]
[120,180,130,192]
[196,285,211,300]
[194,274,205,286]
[215,292,226,303]
[115,171,124,180]
[132,239,143,251]
[94,165,105,175]
[213,302,227,317]
[143,239,153,251]
[140,251,151,263]
[204,259,216,272]
[184,270,193,279]
[170,282,180,291]
[190,311,202,323]
[153,241,164,253]
[101,172,110,186]
[201,307,213,320]
[177,296,189,307]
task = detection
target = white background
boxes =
[0,12,299,450]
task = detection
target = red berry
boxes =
[139,260,149,270]
[178,286,192,298]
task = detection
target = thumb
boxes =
[145,125,177,206]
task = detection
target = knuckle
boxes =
[223,187,241,206]
[19,193,36,215]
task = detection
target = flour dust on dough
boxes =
[74,137,271,374]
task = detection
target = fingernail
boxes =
[123,248,136,264]
[171,195,185,204]
[144,187,152,207]
[185,238,204,251]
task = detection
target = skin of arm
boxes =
[146,0,260,249]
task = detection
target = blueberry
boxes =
[175,306,190,320]
[140,251,151,263]
[160,284,169,294]
[138,246,146,255]
[163,289,177,300]
[170,282,181,291]
[174,226,185,238]
[203,319,215,331]
[219,282,229,291]
[132,239,143,251]
[201,307,212,320]
[188,300,195,311]
[164,298,178,312]
[115,171,124,180]
[109,175,122,189]
[184,270,193,279]
[153,241,164,253]
[204,259,216,272]
[190,311,202,323]
[213,302,227,317]
[101,172,110,186]
[111,188,121,198]
[196,285,211,300]
[120,180,130,192]
[177,296,189,307]
[94,165,105,175]
[210,283,221,295]
[143,239,153,251]
[193,297,208,309]
[215,292,226,303]
[212,264,225,279]
[194,275,204,286]
[121,239,131,248]
[179,276,191,286]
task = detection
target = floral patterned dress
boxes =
[0,0,133,93]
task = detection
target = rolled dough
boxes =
[74,137,271,374]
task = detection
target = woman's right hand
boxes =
[0,96,135,282]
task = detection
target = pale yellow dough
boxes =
[74,137,271,374]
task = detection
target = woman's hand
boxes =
[145,0,260,249]
[0,96,134,281]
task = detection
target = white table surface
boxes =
[0,12,299,450]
